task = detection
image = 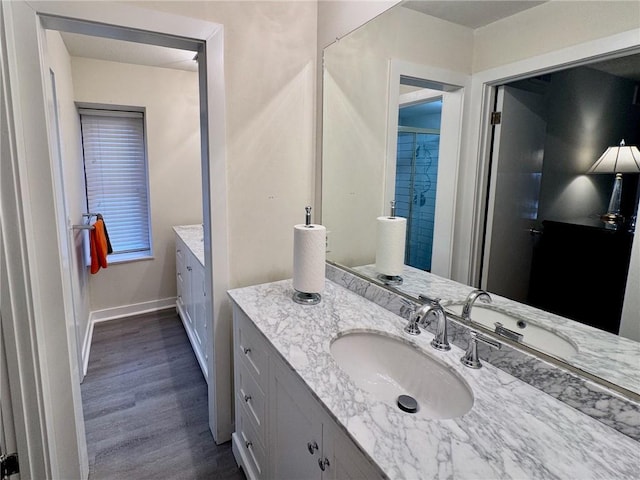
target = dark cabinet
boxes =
[528,219,634,334]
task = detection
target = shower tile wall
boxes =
[395,133,439,271]
[394,133,412,220]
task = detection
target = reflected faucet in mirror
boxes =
[461,289,491,322]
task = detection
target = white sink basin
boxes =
[330,331,474,419]
[447,305,578,359]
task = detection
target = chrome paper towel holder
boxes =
[293,206,322,305]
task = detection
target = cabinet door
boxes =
[176,240,186,309]
[323,415,384,480]
[270,356,322,480]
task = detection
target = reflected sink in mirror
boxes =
[330,331,474,419]
[447,304,579,360]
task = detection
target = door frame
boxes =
[385,59,470,278]
[455,29,640,286]
[1,1,230,477]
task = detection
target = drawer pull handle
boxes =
[187,266,192,271]
[318,457,330,471]
[307,441,318,455]
[244,394,252,403]
[245,440,253,449]
[243,347,251,355]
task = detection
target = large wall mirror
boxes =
[321,1,640,399]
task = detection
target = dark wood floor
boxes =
[81,309,245,480]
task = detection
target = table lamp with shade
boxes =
[587,139,640,224]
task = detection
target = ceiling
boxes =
[60,32,198,72]
[587,54,640,82]
[402,0,547,29]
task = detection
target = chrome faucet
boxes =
[425,300,450,351]
[402,297,448,349]
[461,289,491,321]
[460,331,501,369]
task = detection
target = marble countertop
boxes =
[228,279,639,479]
[173,224,204,266]
[354,264,640,396]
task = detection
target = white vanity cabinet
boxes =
[232,305,383,480]
[175,234,208,381]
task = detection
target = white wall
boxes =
[70,57,202,312]
[322,5,473,266]
[316,0,399,49]
[137,1,318,289]
[44,30,91,377]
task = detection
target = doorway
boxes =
[2,2,230,477]
[481,54,640,335]
[44,25,207,473]
[384,62,469,279]
[395,97,442,271]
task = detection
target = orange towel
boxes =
[90,219,109,274]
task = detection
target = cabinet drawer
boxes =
[235,310,269,392]
[237,359,266,443]
[237,403,267,480]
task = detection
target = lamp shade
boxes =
[588,139,640,174]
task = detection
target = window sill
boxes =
[108,252,154,265]
[86,252,154,268]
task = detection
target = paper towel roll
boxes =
[375,216,406,276]
[293,224,326,293]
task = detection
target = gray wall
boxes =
[538,67,640,222]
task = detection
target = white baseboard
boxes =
[81,297,177,377]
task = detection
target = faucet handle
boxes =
[399,298,415,317]
[475,331,501,350]
[460,331,501,369]
[418,294,437,304]
[400,299,421,336]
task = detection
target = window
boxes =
[79,108,152,261]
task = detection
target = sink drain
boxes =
[397,394,418,413]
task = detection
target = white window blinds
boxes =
[80,109,151,256]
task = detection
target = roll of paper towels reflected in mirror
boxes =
[375,216,406,276]
[293,224,326,293]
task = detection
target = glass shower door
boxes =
[394,131,440,271]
